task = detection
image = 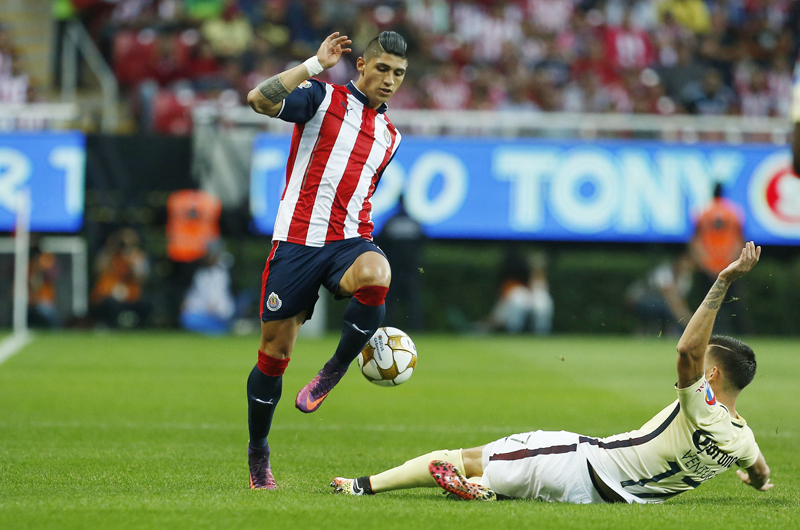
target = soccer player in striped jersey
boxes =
[243,31,408,489]
[332,242,773,504]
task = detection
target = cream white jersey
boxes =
[583,376,761,503]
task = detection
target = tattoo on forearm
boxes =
[702,279,729,310]
[257,75,291,104]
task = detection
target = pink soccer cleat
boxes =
[429,460,496,501]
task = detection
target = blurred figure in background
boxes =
[28,244,59,328]
[626,253,695,336]
[166,189,222,326]
[488,251,553,335]
[691,182,746,334]
[180,239,236,335]
[90,228,151,328]
[376,197,425,331]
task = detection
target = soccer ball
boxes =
[357,327,417,387]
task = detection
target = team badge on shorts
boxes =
[298,80,312,89]
[267,292,283,311]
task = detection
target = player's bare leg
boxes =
[331,446,489,497]
[248,312,306,489]
[296,252,391,413]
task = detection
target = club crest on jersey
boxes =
[298,81,312,89]
[705,385,717,406]
[383,128,391,144]
[267,292,282,311]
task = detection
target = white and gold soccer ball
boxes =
[357,327,417,387]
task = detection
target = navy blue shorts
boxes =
[260,238,386,322]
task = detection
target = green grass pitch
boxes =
[1,332,798,529]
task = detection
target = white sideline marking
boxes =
[0,332,32,366]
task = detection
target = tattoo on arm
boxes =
[257,75,291,104]
[702,279,729,310]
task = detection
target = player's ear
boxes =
[357,56,366,75]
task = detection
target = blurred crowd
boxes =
[0,24,34,104]
[63,0,800,133]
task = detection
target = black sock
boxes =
[330,297,385,370]
[354,476,375,495]
[247,365,282,448]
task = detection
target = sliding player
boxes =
[244,31,407,489]
[332,242,772,503]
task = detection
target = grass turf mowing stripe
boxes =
[0,332,797,530]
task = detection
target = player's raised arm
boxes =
[247,32,352,117]
[675,241,761,388]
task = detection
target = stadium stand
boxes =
[61,0,799,134]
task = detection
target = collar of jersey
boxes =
[346,81,388,114]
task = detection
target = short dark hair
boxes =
[364,31,407,61]
[708,335,756,391]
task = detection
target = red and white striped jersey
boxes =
[272,79,401,247]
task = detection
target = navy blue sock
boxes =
[330,297,385,371]
[247,365,282,448]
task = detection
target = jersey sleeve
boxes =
[736,427,761,469]
[676,376,727,427]
[276,78,327,123]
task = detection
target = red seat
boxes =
[153,89,193,135]
[113,30,158,87]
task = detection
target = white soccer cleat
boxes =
[330,477,359,495]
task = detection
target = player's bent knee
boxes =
[355,264,391,288]
[462,446,485,477]
[355,253,391,287]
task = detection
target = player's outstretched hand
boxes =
[317,32,352,70]
[736,469,774,492]
[718,241,761,283]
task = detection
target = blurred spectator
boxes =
[407,0,450,35]
[604,11,655,71]
[90,228,152,328]
[739,66,775,117]
[658,40,704,102]
[201,0,253,58]
[691,182,747,334]
[681,68,736,115]
[524,0,574,34]
[28,245,59,328]
[657,0,711,35]
[166,189,222,324]
[423,62,471,110]
[0,54,29,103]
[625,253,695,336]
[488,252,553,335]
[180,239,235,335]
[184,0,226,22]
[691,182,744,281]
[376,197,425,331]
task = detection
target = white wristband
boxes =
[303,56,324,77]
